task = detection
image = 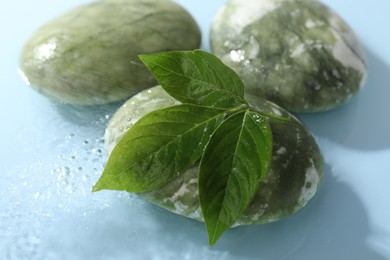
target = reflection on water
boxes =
[19,162,385,259]
[319,139,390,258]
[52,101,123,127]
[294,46,390,257]
[298,48,390,150]
[2,43,390,259]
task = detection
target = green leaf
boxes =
[198,110,273,245]
[93,104,226,193]
[139,50,246,109]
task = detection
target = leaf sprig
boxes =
[93,50,286,245]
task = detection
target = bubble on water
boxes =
[34,192,41,200]
[81,174,90,182]
[61,166,70,175]
[6,232,41,260]
[0,100,118,257]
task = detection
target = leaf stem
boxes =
[249,107,290,122]
[226,103,248,114]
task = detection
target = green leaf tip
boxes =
[199,110,273,245]
[91,184,100,192]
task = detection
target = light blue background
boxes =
[1,0,389,259]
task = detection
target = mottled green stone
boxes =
[210,0,367,112]
[105,86,324,226]
[19,0,201,105]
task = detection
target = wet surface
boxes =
[1,0,389,259]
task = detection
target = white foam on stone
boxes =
[34,39,57,61]
[298,158,320,206]
[214,0,282,33]
[17,68,30,86]
[248,36,260,59]
[290,43,306,58]
[305,19,325,29]
[328,13,366,75]
[171,178,197,202]
[305,19,316,28]
[187,207,202,221]
[272,107,282,116]
[276,147,287,155]
[229,49,245,62]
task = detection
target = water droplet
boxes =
[230,49,245,62]
[62,166,70,174]
[224,40,233,48]
[81,174,90,182]
[34,192,41,200]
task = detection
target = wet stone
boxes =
[19,0,201,105]
[210,0,367,112]
[104,86,324,226]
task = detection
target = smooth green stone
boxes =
[19,0,201,105]
[210,0,367,112]
[105,86,324,226]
